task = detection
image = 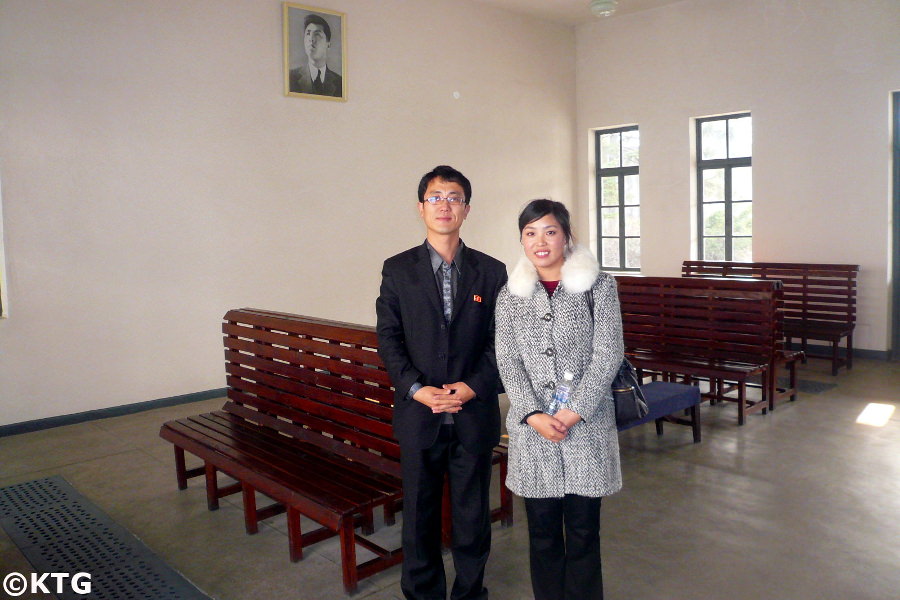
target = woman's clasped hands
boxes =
[526,408,581,442]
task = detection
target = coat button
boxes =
[544,348,555,357]
[546,381,555,389]
[438,353,446,359]
[542,313,553,321]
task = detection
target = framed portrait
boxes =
[283,3,346,101]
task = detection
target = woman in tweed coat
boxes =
[495,199,623,600]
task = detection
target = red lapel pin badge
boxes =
[473,294,482,303]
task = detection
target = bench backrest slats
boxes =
[227,308,379,345]
[682,261,858,327]
[622,314,774,335]
[222,323,391,385]
[221,308,400,475]
[225,385,400,461]
[221,402,402,478]
[223,365,394,434]
[616,276,781,366]
[224,347,394,407]
[224,390,400,463]
[619,300,776,322]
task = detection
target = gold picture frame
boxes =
[283,3,346,101]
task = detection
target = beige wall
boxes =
[576,0,899,353]
[2,0,898,427]
[0,0,576,426]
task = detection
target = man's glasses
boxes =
[423,195,467,205]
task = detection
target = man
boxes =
[289,13,342,97]
[376,166,507,600]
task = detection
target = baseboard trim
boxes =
[793,344,889,361]
[0,388,227,438]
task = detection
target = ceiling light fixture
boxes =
[590,0,618,17]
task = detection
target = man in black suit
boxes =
[289,13,342,97]
[376,165,507,600]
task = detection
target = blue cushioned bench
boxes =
[617,381,702,443]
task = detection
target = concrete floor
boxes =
[1,357,899,600]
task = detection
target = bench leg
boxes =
[737,382,746,426]
[709,378,725,404]
[204,463,219,511]
[766,367,776,411]
[383,501,397,527]
[788,358,798,402]
[832,339,840,376]
[847,333,853,371]
[789,336,808,364]
[499,454,513,527]
[339,518,359,594]
[690,404,701,443]
[287,507,303,562]
[242,482,258,534]
[174,446,188,490]
[361,508,375,536]
[655,418,664,436]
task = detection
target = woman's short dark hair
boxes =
[417,165,472,204]
[518,199,574,246]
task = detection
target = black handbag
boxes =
[584,291,649,426]
[612,358,649,426]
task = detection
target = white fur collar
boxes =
[508,245,600,298]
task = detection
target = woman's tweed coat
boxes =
[495,245,623,499]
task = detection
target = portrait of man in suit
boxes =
[284,5,344,100]
[376,166,507,600]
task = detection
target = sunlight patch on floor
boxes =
[856,403,896,427]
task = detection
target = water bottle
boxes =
[547,371,574,415]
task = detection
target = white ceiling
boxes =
[471,0,685,27]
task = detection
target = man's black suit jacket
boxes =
[289,64,342,97]
[376,243,507,455]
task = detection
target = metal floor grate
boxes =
[0,476,210,600]
[0,476,75,518]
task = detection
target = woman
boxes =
[495,199,623,600]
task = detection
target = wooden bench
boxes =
[682,261,859,375]
[615,276,782,425]
[617,381,703,443]
[159,308,511,594]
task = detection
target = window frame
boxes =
[695,112,752,261]
[594,125,640,272]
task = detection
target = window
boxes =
[595,126,640,271]
[696,113,752,261]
